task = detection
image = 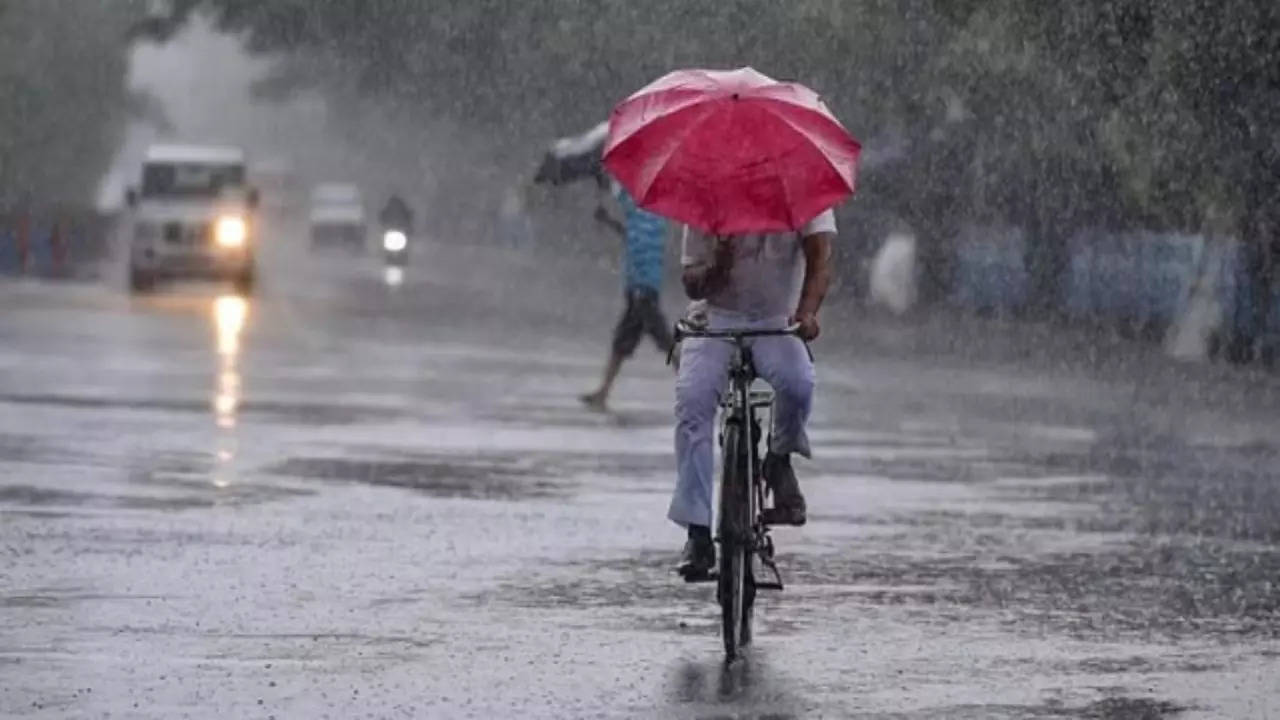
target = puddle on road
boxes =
[0,432,99,466]
[1070,697,1187,719]
[0,448,313,512]
[777,536,1280,642]
[0,587,171,610]
[665,655,805,719]
[0,392,213,414]
[0,392,406,425]
[0,481,309,511]
[267,447,676,501]
[267,454,566,499]
[0,483,217,511]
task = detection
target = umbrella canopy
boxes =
[532,121,609,187]
[603,67,861,234]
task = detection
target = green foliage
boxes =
[145,0,1278,241]
[1104,0,1280,233]
[0,0,143,211]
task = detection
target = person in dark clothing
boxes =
[379,195,414,232]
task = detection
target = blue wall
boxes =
[1060,231,1202,326]
[947,225,1279,348]
[948,227,1028,313]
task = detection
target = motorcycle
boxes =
[380,226,410,267]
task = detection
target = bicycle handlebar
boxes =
[673,320,802,341]
[669,320,811,366]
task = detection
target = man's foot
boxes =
[677,525,715,580]
[579,391,608,412]
[761,452,807,526]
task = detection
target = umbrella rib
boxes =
[762,116,802,229]
[608,89,713,150]
[634,103,719,206]
[754,99,858,193]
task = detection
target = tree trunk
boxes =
[1226,182,1278,364]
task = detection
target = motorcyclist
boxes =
[379,195,414,233]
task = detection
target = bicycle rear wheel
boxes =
[718,421,753,662]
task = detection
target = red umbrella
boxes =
[602,67,861,235]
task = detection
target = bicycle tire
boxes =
[718,420,751,662]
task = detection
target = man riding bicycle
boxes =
[673,211,836,578]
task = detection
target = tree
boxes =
[1102,0,1280,357]
[140,1,1279,342]
[0,0,145,213]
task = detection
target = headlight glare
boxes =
[215,216,247,248]
[383,230,407,252]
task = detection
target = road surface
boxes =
[2,232,1279,719]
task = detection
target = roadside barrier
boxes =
[0,212,114,278]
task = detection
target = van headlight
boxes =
[383,230,407,252]
[215,216,248,248]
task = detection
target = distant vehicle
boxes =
[378,195,414,268]
[250,157,302,214]
[309,183,366,252]
[380,226,410,267]
[125,143,259,294]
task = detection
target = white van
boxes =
[125,144,259,293]
[308,182,367,252]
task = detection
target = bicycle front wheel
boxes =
[718,420,753,662]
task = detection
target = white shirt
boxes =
[681,209,837,321]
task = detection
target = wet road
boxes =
[2,235,1279,719]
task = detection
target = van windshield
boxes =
[142,162,246,198]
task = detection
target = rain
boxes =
[1,1,1279,718]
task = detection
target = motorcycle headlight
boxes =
[215,216,248,248]
[383,230,407,252]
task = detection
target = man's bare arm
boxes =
[792,232,834,340]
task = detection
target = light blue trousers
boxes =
[669,316,815,528]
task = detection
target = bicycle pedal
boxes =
[758,556,785,590]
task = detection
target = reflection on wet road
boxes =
[213,294,246,487]
[1,243,1278,719]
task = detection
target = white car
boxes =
[126,144,259,293]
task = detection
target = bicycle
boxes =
[671,319,804,662]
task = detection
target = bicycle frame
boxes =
[672,320,796,660]
[715,337,786,590]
